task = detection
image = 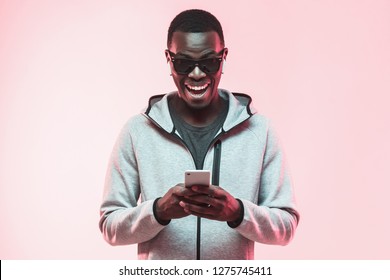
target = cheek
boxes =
[210,74,221,87]
[172,75,185,92]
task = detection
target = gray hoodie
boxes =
[99,89,299,259]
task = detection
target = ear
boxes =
[223,47,228,61]
[222,48,228,74]
[165,50,171,63]
[165,50,173,75]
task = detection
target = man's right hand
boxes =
[155,183,195,223]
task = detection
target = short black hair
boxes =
[167,9,225,48]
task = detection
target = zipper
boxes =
[212,140,222,186]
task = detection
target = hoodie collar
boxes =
[144,89,256,134]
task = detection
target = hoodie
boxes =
[99,89,299,259]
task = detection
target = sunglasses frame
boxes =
[167,48,226,75]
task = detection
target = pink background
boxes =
[1,0,389,259]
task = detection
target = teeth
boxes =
[187,84,208,91]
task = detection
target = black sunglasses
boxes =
[168,49,226,75]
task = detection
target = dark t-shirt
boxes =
[169,99,228,169]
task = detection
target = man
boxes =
[99,9,299,260]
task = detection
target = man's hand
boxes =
[178,185,241,222]
[155,183,197,222]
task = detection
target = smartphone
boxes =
[184,170,211,187]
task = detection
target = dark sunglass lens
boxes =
[174,59,194,74]
[202,58,220,73]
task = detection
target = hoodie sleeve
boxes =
[234,122,300,245]
[99,120,165,246]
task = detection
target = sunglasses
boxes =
[167,48,226,75]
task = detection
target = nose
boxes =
[188,65,206,80]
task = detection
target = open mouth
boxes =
[185,83,210,98]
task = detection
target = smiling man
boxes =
[99,9,299,260]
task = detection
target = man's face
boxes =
[166,31,227,110]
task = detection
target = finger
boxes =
[179,201,215,216]
[181,196,208,206]
[192,185,228,202]
[183,194,214,206]
[190,185,215,195]
[174,186,198,197]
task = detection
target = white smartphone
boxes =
[184,170,211,187]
